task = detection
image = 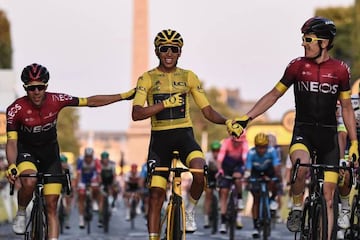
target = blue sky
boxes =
[0,0,355,131]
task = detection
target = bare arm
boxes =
[201,105,227,124]
[132,103,164,121]
[341,98,357,142]
[87,88,136,107]
[87,94,123,107]
[6,139,17,166]
[246,87,284,119]
[6,139,18,183]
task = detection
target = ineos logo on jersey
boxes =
[52,94,73,102]
[296,81,338,94]
[21,119,57,133]
[7,104,22,124]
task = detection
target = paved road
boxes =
[0,196,295,240]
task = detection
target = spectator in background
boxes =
[217,133,248,233]
[203,140,220,228]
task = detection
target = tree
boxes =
[315,2,360,82]
[57,107,80,157]
[190,85,240,149]
[0,10,12,69]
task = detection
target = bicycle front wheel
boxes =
[350,194,360,239]
[226,191,236,240]
[312,196,327,240]
[58,196,65,234]
[261,197,271,240]
[210,192,218,234]
[301,197,311,240]
[31,198,47,240]
[103,195,110,233]
[167,196,183,240]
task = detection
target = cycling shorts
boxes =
[148,127,203,190]
[16,141,63,195]
[222,155,244,176]
[290,123,339,183]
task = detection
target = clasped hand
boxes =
[225,115,251,137]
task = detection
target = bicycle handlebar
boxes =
[291,158,354,188]
[10,169,72,196]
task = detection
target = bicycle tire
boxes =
[169,197,183,240]
[301,197,311,240]
[103,195,110,233]
[130,197,137,229]
[31,197,47,240]
[84,195,92,234]
[227,190,236,240]
[261,195,270,240]
[58,196,65,234]
[210,192,218,234]
[350,194,360,239]
[312,196,327,240]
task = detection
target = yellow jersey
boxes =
[133,67,210,131]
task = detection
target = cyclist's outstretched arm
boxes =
[246,85,284,120]
[201,105,227,124]
[87,88,136,107]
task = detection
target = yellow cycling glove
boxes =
[226,115,252,137]
[162,93,184,108]
[120,88,136,100]
[349,140,359,162]
[6,163,19,177]
[226,119,242,137]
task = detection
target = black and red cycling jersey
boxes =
[280,57,351,126]
[6,92,82,146]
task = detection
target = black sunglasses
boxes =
[158,45,180,53]
[24,84,47,91]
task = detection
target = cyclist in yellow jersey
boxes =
[5,63,135,240]
[132,29,234,240]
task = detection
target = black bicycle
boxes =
[220,175,241,240]
[349,168,360,239]
[128,190,139,229]
[100,182,112,233]
[248,174,279,240]
[84,183,93,234]
[206,171,218,235]
[10,169,71,240]
[291,157,352,240]
[57,192,66,234]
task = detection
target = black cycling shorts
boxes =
[147,127,202,180]
[16,141,63,184]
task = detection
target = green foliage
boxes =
[315,4,360,82]
[57,107,80,157]
[0,10,12,69]
[189,85,240,149]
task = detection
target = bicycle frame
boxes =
[220,175,240,240]
[84,183,93,234]
[248,175,278,240]
[291,157,353,240]
[102,184,111,233]
[10,169,71,240]
[148,151,205,240]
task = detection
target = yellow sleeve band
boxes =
[78,97,88,106]
[339,90,351,100]
[275,81,288,94]
[7,131,18,140]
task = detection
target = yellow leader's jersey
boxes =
[133,67,210,131]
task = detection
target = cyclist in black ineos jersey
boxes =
[226,17,359,240]
[5,63,135,240]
